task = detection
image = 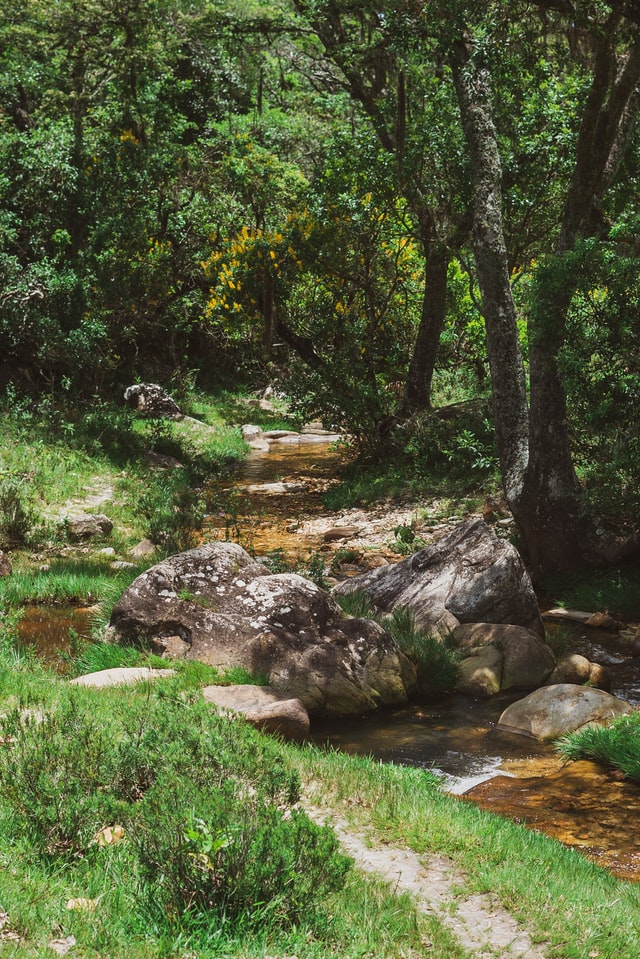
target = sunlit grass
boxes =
[289,743,640,959]
[544,565,640,620]
[556,712,640,785]
[0,558,142,608]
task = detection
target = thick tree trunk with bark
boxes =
[520,17,640,574]
[451,20,640,577]
[450,42,530,500]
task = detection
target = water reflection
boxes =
[311,695,554,793]
[17,605,94,667]
[465,760,640,882]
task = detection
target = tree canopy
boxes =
[1,0,639,574]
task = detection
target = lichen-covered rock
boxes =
[497,684,633,740]
[333,519,543,637]
[109,542,416,716]
[123,383,182,418]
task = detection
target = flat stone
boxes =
[541,608,594,624]
[263,429,300,440]
[202,684,310,742]
[64,512,113,540]
[323,526,361,542]
[70,666,175,688]
[129,538,157,559]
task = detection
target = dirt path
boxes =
[307,807,549,959]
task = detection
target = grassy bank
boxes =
[0,632,638,959]
[0,390,253,604]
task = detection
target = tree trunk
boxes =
[451,22,640,577]
[450,41,530,501]
[519,17,640,575]
[403,241,449,411]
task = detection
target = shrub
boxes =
[0,689,351,930]
[137,469,205,555]
[0,695,124,856]
[402,408,497,479]
[0,469,38,547]
[132,775,350,926]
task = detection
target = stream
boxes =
[19,434,640,881]
[206,436,640,881]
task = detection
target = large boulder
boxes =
[109,542,416,717]
[497,684,634,740]
[333,519,543,637]
[123,383,182,419]
[452,623,555,697]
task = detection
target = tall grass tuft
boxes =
[335,593,460,696]
[0,559,142,608]
[556,711,640,784]
[385,605,460,696]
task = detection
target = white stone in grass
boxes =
[69,666,175,688]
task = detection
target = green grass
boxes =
[335,592,460,696]
[194,388,302,431]
[0,641,454,959]
[556,712,640,785]
[0,391,249,558]
[0,614,639,959]
[288,744,640,959]
[544,565,640,620]
[0,558,142,608]
[2,384,640,958]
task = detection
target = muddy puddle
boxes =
[17,604,94,666]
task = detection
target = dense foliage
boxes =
[1,0,639,573]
